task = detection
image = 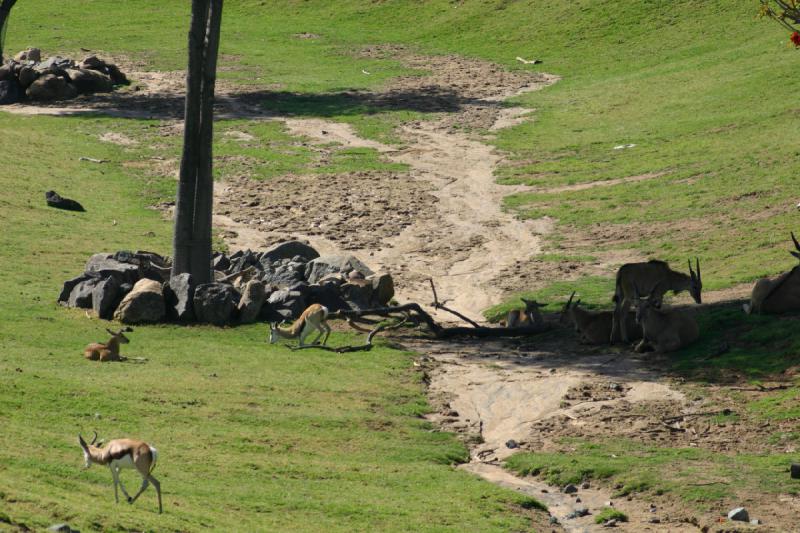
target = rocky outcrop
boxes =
[194,283,238,326]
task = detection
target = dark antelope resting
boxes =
[84,327,133,362]
[612,259,701,343]
[633,283,699,353]
[78,432,162,513]
[561,292,641,345]
[745,232,800,314]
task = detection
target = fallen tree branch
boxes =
[289,317,408,353]
[428,278,481,328]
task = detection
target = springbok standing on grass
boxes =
[84,327,133,362]
[504,298,544,328]
[269,303,331,347]
[78,432,162,513]
[611,259,702,343]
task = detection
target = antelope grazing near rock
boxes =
[78,432,162,513]
[561,292,641,345]
[504,298,544,328]
[633,284,699,353]
[84,327,133,361]
[269,303,331,346]
[745,232,800,314]
[612,259,702,343]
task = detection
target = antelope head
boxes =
[78,431,99,468]
[559,291,579,325]
[107,327,133,344]
[633,283,664,324]
[688,258,702,304]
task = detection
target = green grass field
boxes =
[3,0,800,530]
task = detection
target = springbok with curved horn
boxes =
[611,258,702,343]
[504,298,544,328]
[269,304,331,346]
[745,232,800,314]
[78,432,162,513]
[84,327,133,362]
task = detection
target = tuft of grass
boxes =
[594,508,628,524]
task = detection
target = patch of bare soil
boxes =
[412,327,799,532]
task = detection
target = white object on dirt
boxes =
[515,56,541,64]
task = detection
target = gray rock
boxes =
[267,288,307,320]
[212,253,230,271]
[238,280,266,324]
[66,68,112,93]
[92,276,122,320]
[505,439,518,449]
[791,463,800,479]
[79,55,106,70]
[59,273,94,304]
[17,65,38,88]
[306,283,350,312]
[68,278,102,308]
[369,272,394,306]
[0,62,15,82]
[261,263,304,287]
[164,273,195,321]
[0,79,20,105]
[563,484,578,494]
[85,253,141,284]
[106,63,129,85]
[48,524,75,533]
[38,56,74,73]
[27,73,71,100]
[114,279,165,324]
[565,508,589,519]
[14,48,41,62]
[45,190,84,212]
[727,507,749,522]
[305,255,374,284]
[194,283,238,326]
[111,250,170,282]
[339,280,374,310]
[261,240,319,264]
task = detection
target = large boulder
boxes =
[261,240,319,264]
[92,276,123,320]
[79,55,128,85]
[37,56,74,74]
[111,250,171,282]
[0,79,20,105]
[212,252,230,272]
[85,253,141,284]
[339,279,375,310]
[194,283,239,326]
[306,283,350,312]
[164,273,196,321]
[113,278,165,324]
[267,288,307,320]
[0,63,15,82]
[369,272,395,306]
[66,68,112,94]
[58,273,95,304]
[237,280,266,324]
[26,74,74,101]
[17,65,38,89]
[68,277,102,309]
[305,255,374,285]
[261,260,305,287]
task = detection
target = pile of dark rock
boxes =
[58,240,395,327]
[0,48,129,105]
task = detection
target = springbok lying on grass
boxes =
[633,284,699,353]
[744,232,800,314]
[84,327,133,361]
[503,298,544,328]
[561,292,641,345]
[78,432,162,513]
[612,259,702,343]
[269,303,331,346]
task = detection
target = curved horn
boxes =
[695,257,700,279]
[565,291,575,309]
[792,233,800,260]
[78,434,87,448]
[688,259,695,278]
[90,431,98,445]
